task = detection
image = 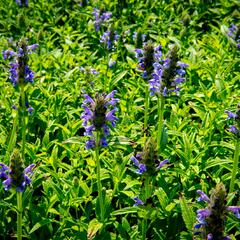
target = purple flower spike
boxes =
[133,197,144,206]
[81,91,119,149]
[196,190,210,203]
[3,39,38,86]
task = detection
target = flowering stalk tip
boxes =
[81,90,119,149]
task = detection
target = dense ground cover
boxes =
[0,0,239,239]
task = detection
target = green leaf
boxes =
[87,219,103,240]
[179,193,195,231]
[29,219,51,235]
[111,207,138,216]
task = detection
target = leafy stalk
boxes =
[229,138,240,192]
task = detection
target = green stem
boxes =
[157,94,165,154]
[144,176,151,201]
[229,138,240,192]
[4,112,18,164]
[17,191,23,240]
[143,84,150,134]
[20,85,26,162]
[95,132,105,222]
[141,218,147,240]
[104,49,110,92]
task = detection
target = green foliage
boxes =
[0,0,239,239]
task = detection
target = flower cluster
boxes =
[2,39,38,87]
[130,137,168,175]
[80,66,98,75]
[100,28,120,50]
[133,197,144,206]
[227,24,240,49]
[16,0,28,7]
[149,46,188,97]
[225,104,240,138]
[92,8,112,32]
[0,150,35,192]
[194,183,240,239]
[81,90,119,149]
[135,43,162,79]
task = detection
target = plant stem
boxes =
[144,176,151,201]
[157,94,165,154]
[4,112,18,164]
[142,218,147,240]
[95,132,104,222]
[104,48,110,92]
[20,85,26,162]
[229,138,240,192]
[143,84,150,134]
[17,191,23,240]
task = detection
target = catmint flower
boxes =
[130,137,168,175]
[194,183,239,239]
[225,104,240,138]
[133,197,144,206]
[227,24,240,49]
[92,8,112,32]
[108,58,116,68]
[2,38,38,87]
[80,66,98,75]
[81,90,119,149]
[16,0,28,7]
[196,190,210,203]
[135,43,162,79]
[227,206,240,219]
[149,46,188,97]
[0,150,35,192]
[100,28,120,50]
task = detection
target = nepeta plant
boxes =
[135,43,162,132]
[130,137,168,240]
[81,90,119,222]
[92,7,112,32]
[194,183,240,239]
[135,43,162,79]
[149,46,188,97]
[3,38,38,162]
[0,149,35,240]
[100,27,120,51]
[81,90,119,149]
[3,39,38,87]
[130,137,168,176]
[150,46,188,153]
